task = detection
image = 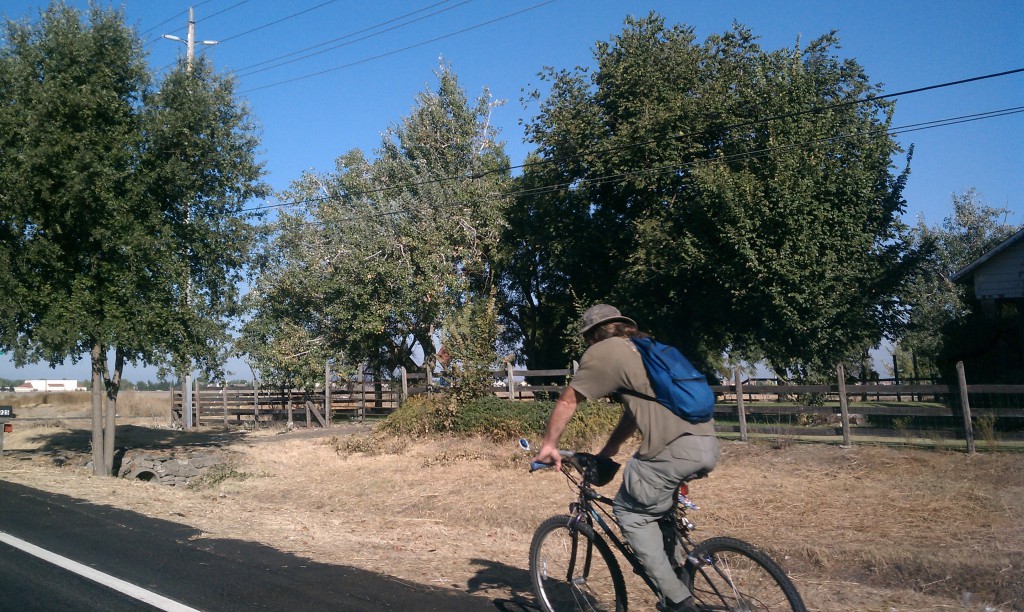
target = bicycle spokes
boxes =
[531,516,625,612]
[691,541,802,611]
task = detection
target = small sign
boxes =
[0,406,12,418]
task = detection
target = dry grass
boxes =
[0,390,169,419]
[0,411,1021,611]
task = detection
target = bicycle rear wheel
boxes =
[687,536,805,611]
[529,515,627,612]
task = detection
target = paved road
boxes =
[0,480,497,611]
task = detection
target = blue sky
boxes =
[2,0,1022,382]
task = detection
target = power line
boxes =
[198,0,255,23]
[244,105,1024,223]
[239,67,1024,214]
[140,0,218,39]
[148,0,252,57]
[469,67,1024,183]
[511,106,1024,204]
[240,0,557,94]
[233,0,472,78]
[150,1,472,79]
[216,0,342,45]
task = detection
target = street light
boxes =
[162,8,218,71]
[161,7,218,428]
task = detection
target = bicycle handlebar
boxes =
[520,438,621,486]
[519,438,575,472]
[530,450,575,472]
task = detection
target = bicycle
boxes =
[521,438,805,612]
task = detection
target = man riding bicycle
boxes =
[535,304,720,612]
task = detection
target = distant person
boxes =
[535,304,719,612]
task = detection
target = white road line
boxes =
[0,530,202,612]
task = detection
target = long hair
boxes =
[583,321,649,345]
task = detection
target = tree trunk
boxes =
[90,342,106,476]
[103,348,124,476]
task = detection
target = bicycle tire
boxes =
[529,515,628,612]
[686,536,805,612]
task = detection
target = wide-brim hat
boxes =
[579,304,636,336]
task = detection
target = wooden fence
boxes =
[714,363,1023,452]
[171,361,1022,453]
[172,383,400,428]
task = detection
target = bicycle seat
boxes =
[680,468,710,483]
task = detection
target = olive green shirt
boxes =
[569,336,716,460]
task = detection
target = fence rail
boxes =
[170,361,1022,453]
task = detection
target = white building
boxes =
[13,379,85,393]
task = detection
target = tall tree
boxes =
[895,189,1019,378]
[500,14,915,376]
[243,65,510,388]
[0,3,266,475]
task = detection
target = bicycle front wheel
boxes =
[687,536,805,611]
[529,515,627,612]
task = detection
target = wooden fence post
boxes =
[182,377,190,430]
[222,381,228,425]
[734,368,748,442]
[892,354,902,402]
[194,377,201,427]
[400,366,408,405]
[325,360,332,428]
[169,388,179,428]
[426,366,432,397]
[837,363,852,448]
[956,361,976,454]
[507,361,515,400]
[357,364,365,423]
[287,386,294,426]
[253,377,260,428]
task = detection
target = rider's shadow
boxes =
[467,558,537,611]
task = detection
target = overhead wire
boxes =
[237,67,1024,214]
[243,105,1024,228]
[232,0,471,76]
[215,0,341,45]
[239,0,557,93]
[148,1,474,81]
[140,0,218,44]
[468,67,1024,183]
[197,0,255,23]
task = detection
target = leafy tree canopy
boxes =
[0,2,267,474]
[895,189,1020,378]
[241,64,510,389]
[499,14,916,377]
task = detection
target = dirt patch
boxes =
[0,409,1021,611]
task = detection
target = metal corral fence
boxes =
[172,361,1022,453]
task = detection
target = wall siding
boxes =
[974,239,1024,299]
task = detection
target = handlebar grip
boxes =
[530,461,555,472]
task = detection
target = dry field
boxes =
[1,394,1022,611]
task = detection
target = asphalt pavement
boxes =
[0,480,499,611]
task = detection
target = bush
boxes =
[380,394,623,449]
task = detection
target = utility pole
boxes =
[162,7,219,72]
[162,8,218,429]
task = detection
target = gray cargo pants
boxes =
[612,434,719,604]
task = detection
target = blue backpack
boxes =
[630,337,716,424]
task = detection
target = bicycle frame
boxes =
[557,463,692,603]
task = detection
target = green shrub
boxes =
[381,394,623,449]
[379,394,451,436]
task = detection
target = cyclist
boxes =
[535,304,719,612]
